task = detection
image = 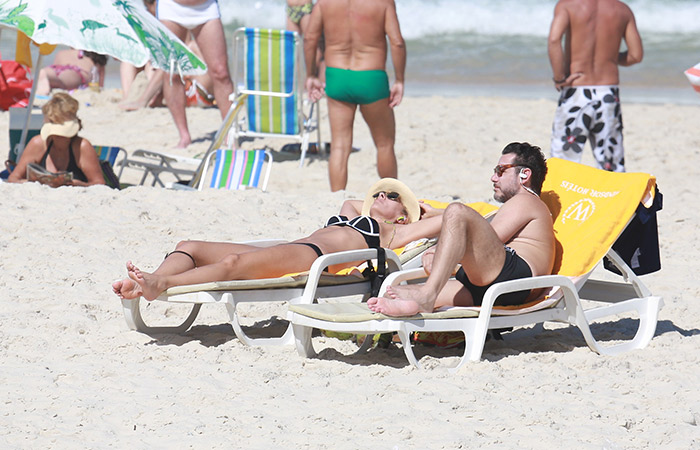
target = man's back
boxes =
[315,0,398,71]
[552,0,642,85]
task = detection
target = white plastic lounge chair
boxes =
[288,158,664,370]
[120,239,434,346]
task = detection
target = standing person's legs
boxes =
[120,62,139,99]
[550,87,587,163]
[160,20,191,148]
[368,203,506,316]
[359,99,397,180]
[190,19,233,117]
[326,97,357,191]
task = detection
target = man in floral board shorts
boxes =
[548,0,643,172]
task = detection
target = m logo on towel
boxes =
[562,198,595,223]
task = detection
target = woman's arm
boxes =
[339,199,363,217]
[390,214,443,249]
[6,135,44,183]
[73,138,105,186]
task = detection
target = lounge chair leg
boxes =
[121,297,201,334]
[397,326,421,369]
[578,296,663,355]
[226,298,294,346]
[292,323,316,357]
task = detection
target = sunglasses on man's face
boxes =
[372,191,400,201]
[493,163,520,177]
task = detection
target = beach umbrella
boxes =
[0,0,207,155]
[685,62,700,95]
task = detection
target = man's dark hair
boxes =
[502,142,547,195]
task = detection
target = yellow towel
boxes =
[542,158,656,277]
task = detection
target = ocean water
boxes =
[2,0,699,104]
[219,0,700,103]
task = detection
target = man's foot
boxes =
[367,285,434,317]
[112,277,143,300]
[126,261,166,301]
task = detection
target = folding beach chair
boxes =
[196,148,273,192]
[93,145,128,189]
[287,158,664,371]
[217,27,319,167]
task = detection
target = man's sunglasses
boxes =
[372,191,400,201]
[493,163,522,177]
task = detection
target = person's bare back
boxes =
[548,0,643,87]
[315,0,396,71]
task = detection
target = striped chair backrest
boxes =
[243,28,299,135]
[208,149,271,191]
[94,146,124,166]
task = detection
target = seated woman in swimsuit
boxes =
[113,178,444,301]
[36,49,107,96]
[7,93,105,186]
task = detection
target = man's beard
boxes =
[494,185,518,203]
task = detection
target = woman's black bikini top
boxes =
[324,215,381,248]
[40,136,88,183]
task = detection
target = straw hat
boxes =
[40,120,80,141]
[361,178,420,223]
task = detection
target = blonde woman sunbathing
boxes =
[113,179,443,301]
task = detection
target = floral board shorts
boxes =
[550,85,624,172]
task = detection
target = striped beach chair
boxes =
[213,27,318,167]
[198,148,272,192]
[94,145,127,177]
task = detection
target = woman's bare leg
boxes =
[125,244,320,300]
[112,240,261,300]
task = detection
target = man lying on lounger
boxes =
[368,142,556,316]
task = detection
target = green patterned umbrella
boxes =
[0,0,206,75]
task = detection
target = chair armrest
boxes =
[298,248,404,303]
[132,149,201,166]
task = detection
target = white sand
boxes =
[1,88,699,448]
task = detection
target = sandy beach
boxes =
[1,88,699,448]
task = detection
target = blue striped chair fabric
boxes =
[201,149,272,192]
[243,28,300,136]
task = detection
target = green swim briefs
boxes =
[324,67,390,105]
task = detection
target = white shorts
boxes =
[550,85,625,172]
[157,0,220,30]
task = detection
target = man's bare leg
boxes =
[368,203,506,316]
[191,19,233,116]
[360,98,397,179]
[326,97,357,191]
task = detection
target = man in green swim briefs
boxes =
[304,0,406,192]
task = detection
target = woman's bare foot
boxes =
[126,261,167,301]
[112,278,143,300]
